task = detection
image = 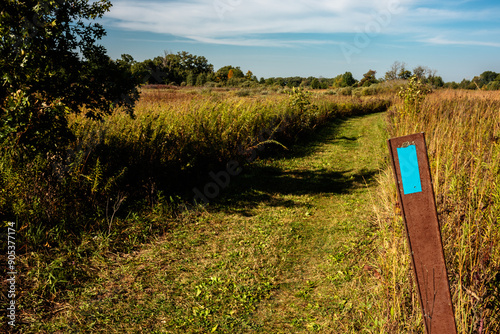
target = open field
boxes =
[2,87,499,333]
[18,107,389,333]
[1,87,392,333]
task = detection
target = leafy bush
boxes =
[397,76,432,115]
[338,87,353,96]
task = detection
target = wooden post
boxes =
[388,133,457,334]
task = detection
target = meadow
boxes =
[2,84,499,333]
[1,87,390,332]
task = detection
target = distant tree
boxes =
[0,0,139,153]
[275,77,286,87]
[118,54,136,67]
[215,66,243,84]
[485,81,500,90]
[196,73,207,86]
[186,71,195,86]
[429,76,444,88]
[459,79,476,90]
[444,81,459,89]
[341,72,357,87]
[161,51,213,85]
[133,57,167,84]
[385,61,403,81]
[359,70,378,87]
[287,77,303,88]
[478,71,499,87]
[413,66,429,81]
[265,77,276,86]
[398,68,412,80]
[311,78,321,89]
[245,70,254,80]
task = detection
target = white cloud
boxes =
[105,0,500,47]
[106,0,412,46]
[425,36,500,48]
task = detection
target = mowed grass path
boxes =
[43,111,388,333]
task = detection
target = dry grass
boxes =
[374,89,500,333]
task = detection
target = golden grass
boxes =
[374,89,500,333]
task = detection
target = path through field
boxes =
[48,111,389,333]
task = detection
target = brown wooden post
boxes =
[388,133,457,334]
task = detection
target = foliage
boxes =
[341,72,357,87]
[358,70,378,87]
[397,75,432,116]
[131,51,213,86]
[0,0,139,153]
[287,88,314,113]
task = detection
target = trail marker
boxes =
[388,133,457,334]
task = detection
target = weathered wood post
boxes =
[388,132,457,334]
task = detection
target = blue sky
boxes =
[98,0,500,82]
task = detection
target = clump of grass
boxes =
[374,89,500,333]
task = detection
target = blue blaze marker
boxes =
[397,145,422,195]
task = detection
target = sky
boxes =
[97,0,500,82]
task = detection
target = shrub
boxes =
[397,76,432,115]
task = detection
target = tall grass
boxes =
[0,88,393,332]
[375,89,500,332]
[0,88,390,250]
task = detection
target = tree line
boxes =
[122,53,499,91]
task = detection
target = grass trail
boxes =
[37,111,389,333]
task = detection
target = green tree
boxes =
[398,69,412,80]
[429,76,444,88]
[196,73,207,86]
[341,72,356,87]
[215,66,243,84]
[186,71,195,86]
[478,71,499,87]
[1,0,139,153]
[265,77,276,86]
[311,78,321,89]
[359,70,378,87]
[412,65,431,81]
[485,81,500,90]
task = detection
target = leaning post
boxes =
[388,132,457,334]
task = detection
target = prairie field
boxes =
[1,86,499,333]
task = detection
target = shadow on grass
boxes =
[217,167,377,215]
[203,113,382,215]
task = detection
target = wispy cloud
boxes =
[105,0,413,46]
[424,36,500,48]
[105,0,500,47]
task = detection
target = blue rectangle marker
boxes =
[397,145,422,195]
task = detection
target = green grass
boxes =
[13,108,391,333]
